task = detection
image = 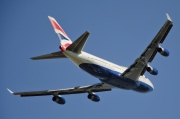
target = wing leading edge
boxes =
[7,83,112,97]
[121,13,173,81]
[31,51,67,60]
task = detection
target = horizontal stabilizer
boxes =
[31,51,67,60]
[67,31,90,53]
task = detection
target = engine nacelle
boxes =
[158,46,169,57]
[87,94,100,102]
[147,65,158,75]
[52,96,66,105]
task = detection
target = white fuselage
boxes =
[64,50,154,93]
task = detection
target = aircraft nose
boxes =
[148,80,154,92]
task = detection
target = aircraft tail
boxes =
[48,16,72,51]
[30,17,90,60]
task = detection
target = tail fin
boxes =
[48,16,72,51]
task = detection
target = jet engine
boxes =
[87,94,100,102]
[52,96,66,105]
[146,65,158,75]
[158,46,169,57]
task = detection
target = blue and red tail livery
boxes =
[48,16,72,51]
[48,16,71,41]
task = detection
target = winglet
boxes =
[166,13,172,22]
[7,88,14,94]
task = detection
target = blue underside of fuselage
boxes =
[79,63,153,93]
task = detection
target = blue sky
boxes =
[1,1,180,119]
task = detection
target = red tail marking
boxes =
[60,43,71,52]
[49,19,68,37]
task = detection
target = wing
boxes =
[7,83,112,97]
[31,51,67,60]
[121,13,173,81]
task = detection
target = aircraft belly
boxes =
[102,77,139,90]
[79,63,139,90]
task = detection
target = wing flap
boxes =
[31,51,67,60]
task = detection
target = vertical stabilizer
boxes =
[48,16,72,51]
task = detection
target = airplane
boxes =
[7,13,173,105]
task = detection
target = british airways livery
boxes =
[8,14,173,105]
